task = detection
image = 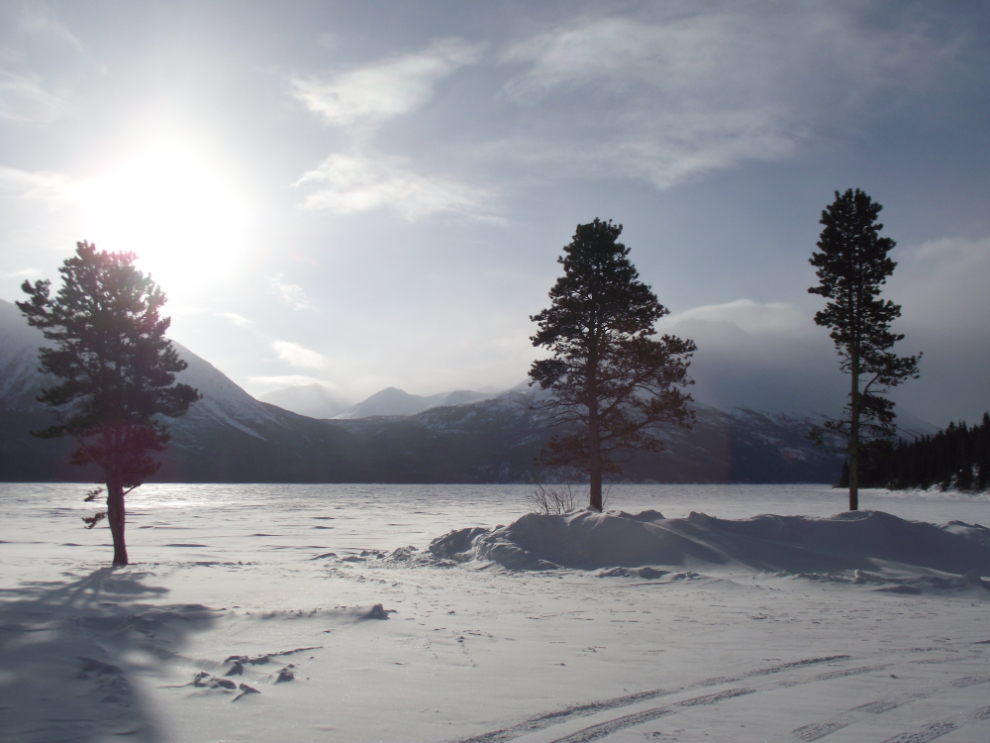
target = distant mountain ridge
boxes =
[0,297,930,484]
[332,386,497,419]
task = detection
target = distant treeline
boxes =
[840,413,990,491]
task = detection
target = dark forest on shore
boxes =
[844,413,990,492]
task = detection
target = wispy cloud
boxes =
[19,4,87,53]
[217,311,254,329]
[296,151,493,221]
[0,4,89,124]
[659,299,809,335]
[497,6,955,189]
[272,340,327,369]
[270,274,316,310]
[908,236,990,267]
[248,374,326,388]
[0,70,70,124]
[0,267,40,279]
[0,165,76,201]
[894,236,990,332]
[292,38,483,133]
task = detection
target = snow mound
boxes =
[428,509,990,577]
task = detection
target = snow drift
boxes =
[429,508,990,576]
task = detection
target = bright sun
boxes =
[76,138,253,291]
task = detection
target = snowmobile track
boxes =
[453,654,845,743]
[453,645,990,743]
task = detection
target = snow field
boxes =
[1,484,989,742]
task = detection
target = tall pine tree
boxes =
[530,219,696,511]
[18,242,200,565]
[809,189,920,510]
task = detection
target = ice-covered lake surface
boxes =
[2,483,989,743]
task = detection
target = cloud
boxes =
[295,151,494,221]
[18,4,87,52]
[248,374,327,388]
[0,267,40,279]
[658,246,990,423]
[656,298,844,413]
[0,165,76,201]
[0,70,70,124]
[292,38,483,133]
[217,311,254,329]
[880,236,990,423]
[0,4,90,124]
[496,6,956,188]
[658,299,808,335]
[894,236,990,333]
[270,274,316,311]
[272,340,327,369]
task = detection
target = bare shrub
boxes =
[529,481,579,515]
[527,468,613,514]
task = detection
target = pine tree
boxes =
[530,219,696,511]
[18,242,200,565]
[809,189,920,510]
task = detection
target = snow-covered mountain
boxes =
[333,386,497,419]
[0,298,355,481]
[259,383,351,419]
[0,296,928,485]
[0,296,288,441]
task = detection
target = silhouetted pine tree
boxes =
[530,219,696,511]
[808,189,921,510]
[18,242,200,565]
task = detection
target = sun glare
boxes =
[76,138,253,291]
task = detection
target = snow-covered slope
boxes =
[0,298,357,481]
[0,298,282,441]
[0,298,53,413]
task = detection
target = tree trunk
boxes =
[588,407,603,512]
[589,455,603,512]
[849,348,860,512]
[106,472,128,566]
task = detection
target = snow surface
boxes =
[2,483,989,743]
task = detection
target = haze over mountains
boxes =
[0,298,935,484]
[258,383,352,419]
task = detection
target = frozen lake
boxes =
[3,482,988,566]
[2,483,989,743]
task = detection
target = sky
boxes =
[0,0,988,426]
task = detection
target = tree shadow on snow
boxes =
[0,567,218,743]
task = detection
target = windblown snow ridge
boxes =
[428,509,990,577]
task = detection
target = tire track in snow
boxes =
[791,675,990,741]
[457,647,988,743]
[792,695,916,741]
[454,655,847,743]
[880,721,959,743]
[548,689,756,743]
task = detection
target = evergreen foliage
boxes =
[530,219,696,511]
[808,189,920,510]
[17,241,200,565]
[849,413,990,492]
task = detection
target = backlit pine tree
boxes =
[530,219,696,511]
[18,242,200,565]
